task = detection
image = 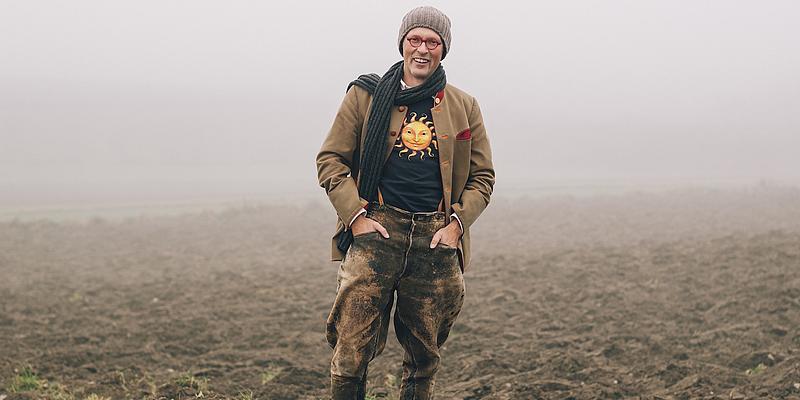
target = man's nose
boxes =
[417,44,429,55]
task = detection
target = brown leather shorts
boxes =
[326,203,465,399]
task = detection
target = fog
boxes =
[2,0,799,210]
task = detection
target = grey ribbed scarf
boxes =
[337,60,446,253]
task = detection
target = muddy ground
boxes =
[1,186,800,399]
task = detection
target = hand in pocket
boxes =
[350,214,389,238]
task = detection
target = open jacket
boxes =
[316,82,495,272]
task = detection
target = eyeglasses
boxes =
[406,36,441,50]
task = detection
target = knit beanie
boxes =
[397,6,452,60]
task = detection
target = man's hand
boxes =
[350,214,389,238]
[430,219,462,248]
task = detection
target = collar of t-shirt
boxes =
[400,80,438,100]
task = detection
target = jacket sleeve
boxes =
[316,86,369,229]
[451,96,495,231]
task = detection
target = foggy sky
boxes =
[2,1,799,207]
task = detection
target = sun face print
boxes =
[396,112,438,160]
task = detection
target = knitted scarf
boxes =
[337,60,447,253]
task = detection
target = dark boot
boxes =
[399,377,434,400]
[331,373,367,400]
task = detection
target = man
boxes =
[316,6,494,399]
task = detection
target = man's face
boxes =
[402,27,444,86]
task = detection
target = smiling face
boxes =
[395,112,438,160]
[402,121,431,151]
[401,27,444,87]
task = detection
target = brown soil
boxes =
[2,187,800,399]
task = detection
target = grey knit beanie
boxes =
[398,6,452,60]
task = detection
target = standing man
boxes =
[316,6,494,399]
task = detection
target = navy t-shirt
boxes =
[379,96,443,212]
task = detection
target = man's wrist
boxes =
[450,214,463,235]
[346,208,367,231]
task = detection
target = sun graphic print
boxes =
[395,112,438,160]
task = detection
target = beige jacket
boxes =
[316,82,495,272]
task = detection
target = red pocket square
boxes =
[456,129,471,140]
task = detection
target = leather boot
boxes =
[399,377,434,400]
[331,374,366,400]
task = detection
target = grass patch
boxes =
[6,365,114,400]
[175,372,209,393]
[137,372,158,397]
[236,390,255,400]
[9,366,43,392]
[7,370,81,400]
[43,383,74,400]
[746,363,768,376]
[84,394,111,400]
[261,366,283,385]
